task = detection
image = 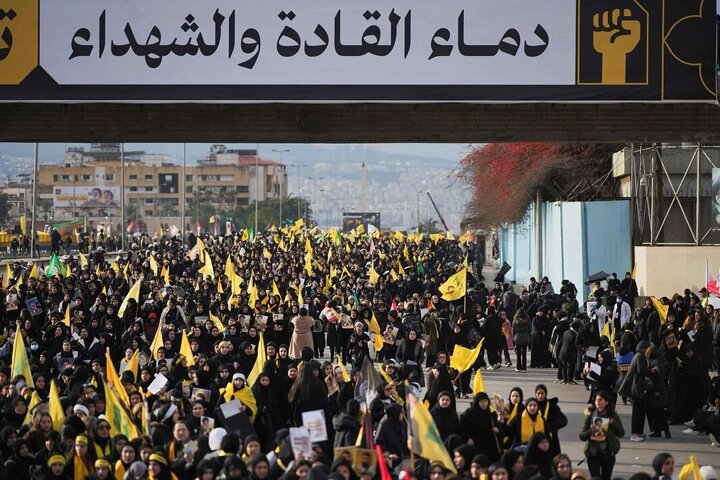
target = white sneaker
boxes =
[630,434,645,442]
[682,428,703,436]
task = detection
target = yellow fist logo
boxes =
[592,8,641,84]
[0,0,38,84]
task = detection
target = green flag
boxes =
[416,262,425,276]
[248,226,255,243]
[46,253,65,278]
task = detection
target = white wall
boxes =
[634,246,720,297]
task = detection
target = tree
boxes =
[229,196,311,230]
[0,193,10,225]
[416,218,442,234]
[458,143,623,229]
[37,198,53,222]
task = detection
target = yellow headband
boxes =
[75,435,89,445]
[95,459,112,470]
[149,453,168,466]
[48,454,66,467]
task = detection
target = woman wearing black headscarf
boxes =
[288,362,328,428]
[332,399,361,448]
[252,372,280,452]
[425,364,455,411]
[524,432,553,479]
[430,391,460,441]
[459,392,503,462]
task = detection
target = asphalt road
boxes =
[456,366,720,477]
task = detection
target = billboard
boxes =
[0,0,716,102]
[53,186,120,208]
[343,212,380,233]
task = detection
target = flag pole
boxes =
[405,387,415,472]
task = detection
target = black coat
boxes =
[332,412,361,448]
[559,329,578,362]
[458,400,503,462]
[430,404,460,441]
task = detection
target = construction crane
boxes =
[426,192,450,232]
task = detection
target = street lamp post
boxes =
[272,149,290,227]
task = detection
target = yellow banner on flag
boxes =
[11,325,34,388]
[449,338,485,373]
[407,391,457,473]
[439,267,467,301]
[49,379,65,432]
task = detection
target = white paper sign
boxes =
[585,346,599,359]
[289,427,313,458]
[301,409,328,442]
[589,362,601,375]
[147,373,169,395]
[219,399,244,419]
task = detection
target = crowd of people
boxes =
[0,223,718,480]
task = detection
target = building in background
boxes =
[34,144,287,232]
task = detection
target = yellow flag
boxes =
[11,326,34,388]
[224,257,235,278]
[106,350,130,408]
[124,349,140,382]
[463,255,469,268]
[78,252,89,269]
[24,391,41,425]
[160,265,170,285]
[439,267,467,301]
[403,245,410,261]
[397,261,406,276]
[241,229,249,242]
[179,330,195,366]
[63,304,71,327]
[472,368,486,395]
[446,231,455,240]
[337,355,351,382]
[104,374,140,439]
[272,280,281,298]
[449,339,485,373]
[4,264,11,288]
[201,250,215,278]
[678,455,703,480]
[20,215,26,235]
[28,262,39,279]
[368,313,384,351]
[368,264,380,285]
[297,286,305,306]
[148,255,158,275]
[263,248,272,259]
[217,278,224,294]
[118,277,143,318]
[247,332,266,386]
[248,284,259,310]
[149,323,164,359]
[650,296,668,322]
[407,391,457,473]
[49,379,65,432]
[210,312,225,332]
[304,252,313,276]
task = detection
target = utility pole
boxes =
[181,143,186,242]
[120,143,126,250]
[30,143,38,258]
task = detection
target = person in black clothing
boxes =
[558,320,581,384]
[430,391,460,441]
[459,392,503,462]
[452,312,479,398]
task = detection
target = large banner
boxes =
[0,0,716,102]
[53,186,120,208]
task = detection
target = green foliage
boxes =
[230,196,311,230]
[416,218,442,234]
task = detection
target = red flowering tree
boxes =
[459,143,622,229]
